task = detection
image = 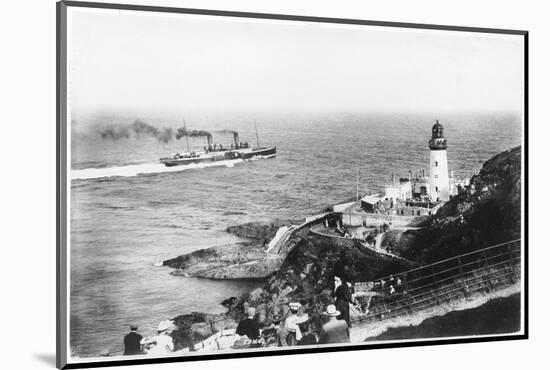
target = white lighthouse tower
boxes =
[428,120,450,202]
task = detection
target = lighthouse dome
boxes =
[431,120,444,139]
[429,120,447,150]
[432,121,443,130]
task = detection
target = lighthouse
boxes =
[428,120,450,202]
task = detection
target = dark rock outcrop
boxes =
[225,235,412,330]
[163,242,284,279]
[163,220,292,279]
[226,219,294,241]
[170,312,237,351]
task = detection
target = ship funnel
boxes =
[207,135,213,150]
[233,132,240,148]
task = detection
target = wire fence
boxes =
[352,239,521,324]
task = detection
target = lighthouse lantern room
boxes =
[428,120,450,202]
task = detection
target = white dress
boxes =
[145,335,174,355]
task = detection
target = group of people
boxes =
[122,320,174,356]
[205,142,250,152]
[376,274,405,295]
[120,274,356,356]
[234,302,351,349]
[233,274,354,349]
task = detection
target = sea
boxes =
[69,111,522,357]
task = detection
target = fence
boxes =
[352,239,521,324]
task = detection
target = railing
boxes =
[268,213,329,255]
[352,239,521,324]
[175,239,521,352]
[308,224,414,264]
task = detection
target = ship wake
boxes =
[71,159,245,181]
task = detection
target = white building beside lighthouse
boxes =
[428,120,450,201]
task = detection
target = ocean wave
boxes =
[222,211,248,216]
[71,159,245,181]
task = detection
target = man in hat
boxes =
[123,324,143,355]
[318,304,350,345]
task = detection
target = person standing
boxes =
[284,302,308,346]
[334,275,352,327]
[123,325,143,355]
[318,304,350,345]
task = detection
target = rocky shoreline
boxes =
[162,146,522,350]
[163,219,305,280]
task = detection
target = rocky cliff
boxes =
[223,235,413,330]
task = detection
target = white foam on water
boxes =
[71,159,245,180]
[245,154,276,161]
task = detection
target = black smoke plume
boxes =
[98,119,213,143]
[175,128,212,139]
[99,119,173,143]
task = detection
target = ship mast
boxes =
[183,119,190,152]
[356,166,360,201]
[254,121,260,149]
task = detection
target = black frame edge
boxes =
[62,0,528,36]
[62,334,528,369]
[523,32,529,339]
[57,1,68,369]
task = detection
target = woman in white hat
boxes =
[140,320,174,355]
[284,302,308,346]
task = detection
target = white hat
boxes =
[157,320,171,332]
[289,302,302,310]
[323,304,341,317]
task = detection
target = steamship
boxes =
[160,126,276,167]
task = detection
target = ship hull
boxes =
[160,154,225,167]
[237,146,277,159]
[160,146,276,167]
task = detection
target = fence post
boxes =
[457,257,469,295]
[507,241,519,283]
[431,265,440,305]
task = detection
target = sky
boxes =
[67,7,524,116]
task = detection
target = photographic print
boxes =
[57,1,527,368]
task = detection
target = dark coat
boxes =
[334,284,352,327]
[236,318,261,340]
[297,332,318,346]
[318,319,350,345]
[123,332,143,355]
